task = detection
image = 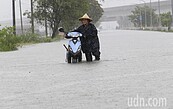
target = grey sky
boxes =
[0,0,30,21]
[0,0,168,22]
[100,0,167,7]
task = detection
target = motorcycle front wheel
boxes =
[72,58,77,63]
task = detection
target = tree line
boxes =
[24,0,103,38]
[129,6,172,30]
[0,0,103,51]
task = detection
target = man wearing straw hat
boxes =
[74,13,101,62]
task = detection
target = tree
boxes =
[160,12,172,31]
[24,0,103,38]
[88,0,103,23]
[60,0,103,31]
[128,6,158,28]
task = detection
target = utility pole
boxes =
[141,0,147,28]
[150,0,153,27]
[140,8,143,28]
[12,0,16,35]
[45,17,48,37]
[137,1,143,29]
[19,0,24,34]
[31,0,34,34]
[144,4,147,28]
[158,0,161,27]
[171,0,173,26]
[44,2,48,37]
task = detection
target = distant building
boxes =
[101,0,172,28]
[99,21,119,30]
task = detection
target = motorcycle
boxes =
[63,32,83,63]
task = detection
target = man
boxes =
[74,13,101,62]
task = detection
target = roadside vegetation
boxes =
[0,27,19,51]
[0,26,59,52]
[160,12,172,31]
[128,6,158,27]
[0,0,103,52]
[129,6,173,32]
[24,0,103,38]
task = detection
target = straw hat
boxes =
[79,13,92,21]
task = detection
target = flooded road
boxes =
[0,30,173,109]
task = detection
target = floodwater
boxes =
[0,30,173,109]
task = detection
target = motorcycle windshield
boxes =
[67,32,82,38]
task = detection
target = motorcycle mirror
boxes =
[58,27,65,32]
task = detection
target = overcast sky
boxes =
[0,0,168,22]
[100,0,167,7]
[0,0,30,21]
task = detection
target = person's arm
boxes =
[64,26,83,39]
[73,26,82,33]
[65,34,71,39]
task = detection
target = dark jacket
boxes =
[74,23,100,55]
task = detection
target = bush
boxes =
[18,33,60,44]
[0,27,19,51]
[18,33,44,44]
[0,26,62,52]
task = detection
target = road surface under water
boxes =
[0,30,173,109]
